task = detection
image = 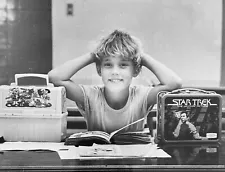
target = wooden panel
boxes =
[221,1,225,86]
[0,0,52,85]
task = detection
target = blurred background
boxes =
[0,0,224,135]
[53,0,222,88]
[0,0,224,103]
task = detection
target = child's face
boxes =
[180,113,188,122]
[100,56,135,92]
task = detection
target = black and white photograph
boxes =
[0,0,224,171]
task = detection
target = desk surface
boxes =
[0,134,225,172]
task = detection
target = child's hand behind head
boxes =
[90,52,100,63]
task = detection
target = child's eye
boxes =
[103,63,112,67]
[120,63,129,68]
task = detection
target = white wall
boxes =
[52,0,222,87]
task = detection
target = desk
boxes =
[0,133,225,172]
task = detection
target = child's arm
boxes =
[48,53,95,106]
[141,53,182,106]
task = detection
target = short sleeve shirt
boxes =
[76,85,154,134]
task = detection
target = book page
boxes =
[69,131,111,142]
[109,117,146,139]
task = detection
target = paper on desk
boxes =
[0,142,75,152]
[151,149,171,158]
[57,143,171,159]
[57,146,80,159]
[0,142,171,159]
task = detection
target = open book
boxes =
[64,117,152,146]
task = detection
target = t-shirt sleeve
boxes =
[141,85,154,115]
[131,85,154,119]
[76,85,100,119]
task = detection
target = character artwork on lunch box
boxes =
[157,88,222,143]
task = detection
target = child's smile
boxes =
[108,78,123,83]
[100,56,135,92]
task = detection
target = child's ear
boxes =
[133,72,138,77]
[133,68,141,77]
[96,65,101,76]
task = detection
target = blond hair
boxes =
[94,29,143,75]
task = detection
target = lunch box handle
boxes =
[169,88,216,94]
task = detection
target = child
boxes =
[48,29,182,134]
[173,111,203,140]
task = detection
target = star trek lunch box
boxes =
[157,88,222,143]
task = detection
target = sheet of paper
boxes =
[152,149,171,158]
[75,143,171,159]
[118,144,157,157]
[78,144,122,157]
[57,146,80,159]
[0,142,171,160]
[57,148,171,160]
[0,142,75,152]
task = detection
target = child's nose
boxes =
[112,66,120,74]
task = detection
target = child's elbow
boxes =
[48,70,54,81]
[169,78,182,90]
[174,78,183,89]
[48,71,60,86]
